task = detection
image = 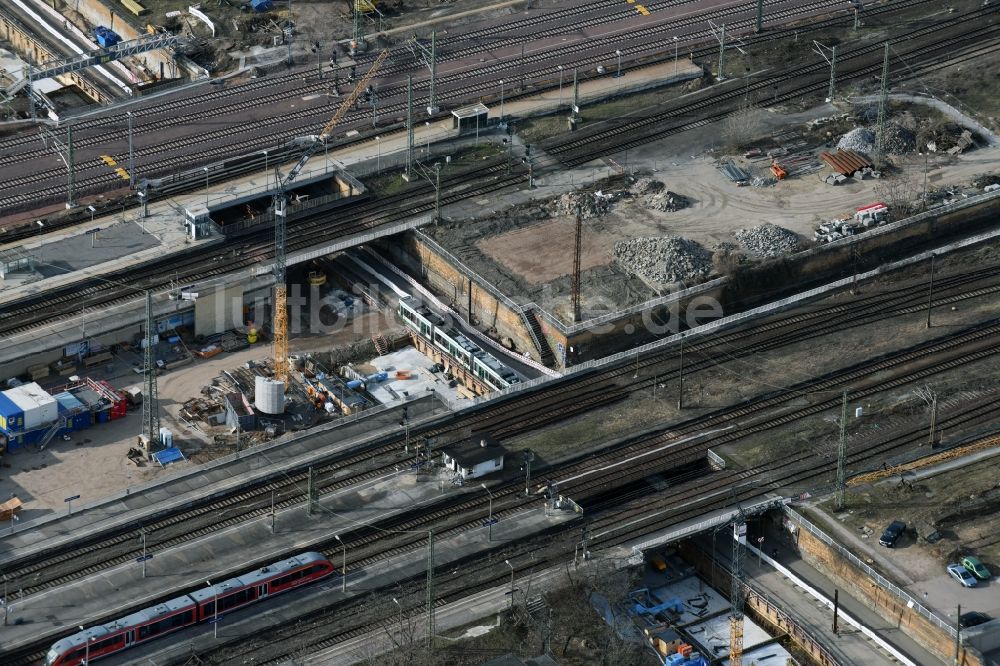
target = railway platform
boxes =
[97,501,575,665]
[2,439,574,660]
[0,397,444,649]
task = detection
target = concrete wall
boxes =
[63,0,176,81]
[194,283,246,337]
[790,513,982,666]
[720,194,1000,313]
[0,11,110,102]
[378,233,540,360]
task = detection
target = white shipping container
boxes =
[5,382,57,429]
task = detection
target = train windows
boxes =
[219,588,251,611]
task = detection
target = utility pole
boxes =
[571,210,582,323]
[140,528,148,578]
[955,604,962,665]
[833,589,840,633]
[434,162,442,223]
[270,490,275,533]
[813,41,836,101]
[127,111,136,188]
[406,75,414,181]
[64,126,77,209]
[677,335,685,410]
[141,291,160,457]
[874,42,890,169]
[429,32,438,114]
[835,391,848,511]
[306,466,317,515]
[426,530,435,649]
[926,253,935,328]
[571,67,579,118]
[717,24,727,81]
[929,393,938,447]
[755,0,764,33]
[523,449,535,496]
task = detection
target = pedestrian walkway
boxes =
[758,525,945,665]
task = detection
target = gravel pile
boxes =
[548,191,619,219]
[837,123,916,155]
[645,190,689,212]
[629,177,665,195]
[837,127,877,153]
[614,236,713,284]
[734,223,800,257]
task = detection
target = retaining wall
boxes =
[721,192,1000,312]
[64,0,177,81]
[786,507,982,666]
[378,232,541,360]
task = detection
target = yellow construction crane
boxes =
[271,48,390,383]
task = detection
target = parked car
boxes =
[879,520,906,547]
[959,611,991,629]
[961,555,991,580]
[948,563,978,588]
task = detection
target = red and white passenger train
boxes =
[45,552,334,666]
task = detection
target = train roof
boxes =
[399,297,444,325]
[436,326,479,353]
[474,351,522,382]
[188,552,327,602]
[49,595,195,655]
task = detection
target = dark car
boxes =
[879,520,906,547]
[960,612,991,629]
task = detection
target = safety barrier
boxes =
[782,506,956,638]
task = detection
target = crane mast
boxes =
[270,49,391,382]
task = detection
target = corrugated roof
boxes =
[819,150,872,176]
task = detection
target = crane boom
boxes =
[278,48,391,189]
[271,49,390,382]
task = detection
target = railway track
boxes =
[4,244,999,593]
[0,0,945,214]
[185,350,1000,666]
[2,3,995,343]
[3,260,999,664]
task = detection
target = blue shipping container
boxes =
[0,392,25,433]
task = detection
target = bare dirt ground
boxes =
[423,0,1000,325]
[509,241,1000,471]
[803,455,1000,621]
[0,309,398,516]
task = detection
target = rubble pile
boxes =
[837,127,877,153]
[629,177,665,195]
[645,189,689,212]
[734,223,800,257]
[614,236,713,284]
[837,123,916,155]
[549,191,619,219]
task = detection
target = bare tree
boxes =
[723,101,766,150]
[873,168,921,215]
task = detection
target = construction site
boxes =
[0,0,999,665]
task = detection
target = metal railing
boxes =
[466,219,1000,406]
[783,506,957,638]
